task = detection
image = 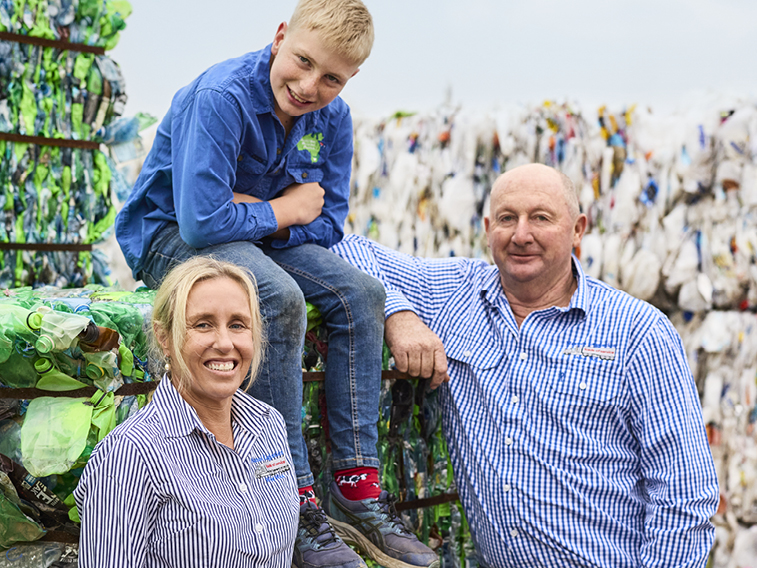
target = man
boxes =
[332,163,719,567]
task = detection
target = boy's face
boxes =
[269,23,360,124]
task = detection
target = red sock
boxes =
[334,467,381,500]
[298,486,317,506]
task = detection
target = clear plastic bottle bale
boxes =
[0,542,65,568]
[19,397,93,477]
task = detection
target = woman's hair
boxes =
[150,257,265,393]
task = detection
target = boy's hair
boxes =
[289,0,374,66]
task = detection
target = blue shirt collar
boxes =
[480,255,588,316]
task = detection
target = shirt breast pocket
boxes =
[444,331,503,371]
[551,357,623,403]
[544,357,626,440]
[287,166,324,185]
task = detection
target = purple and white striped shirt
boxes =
[332,234,718,568]
[74,376,298,568]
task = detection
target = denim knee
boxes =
[346,271,386,328]
[262,277,307,344]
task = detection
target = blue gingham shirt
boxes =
[332,234,718,568]
[74,376,298,568]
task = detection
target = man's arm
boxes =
[332,234,473,387]
[628,316,719,567]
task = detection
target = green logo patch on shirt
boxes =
[297,133,324,163]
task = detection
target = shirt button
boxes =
[579,382,587,390]
[302,172,308,179]
[463,350,472,358]
[510,528,519,537]
[505,437,513,446]
[504,484,511,492]
[276,148,281,155]
[237,155,243,161]
[255,522,264,533]
[520,352,527,360]
[512,395,519,404]
[238,482,248,493]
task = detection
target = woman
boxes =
[74,257,298,567]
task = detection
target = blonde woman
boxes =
[75,257,298,567]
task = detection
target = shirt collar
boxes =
[250,43,318,132]
[154,375,269,441]
[480,255,589,316]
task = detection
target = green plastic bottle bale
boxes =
[0,473,46,548]
[20,397,94,478]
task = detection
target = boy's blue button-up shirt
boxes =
[332,234,719,568]
[116,44,354,278]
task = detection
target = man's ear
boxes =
[271,21,288,55]
[573,214,588,248]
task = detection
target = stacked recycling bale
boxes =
[348,98,757,566]
[0,0,133,288]
[0,285,154,557]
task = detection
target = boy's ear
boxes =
[350,68,360,79]
[271,22,288,55]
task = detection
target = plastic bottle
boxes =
[78,324,120,353]
[0,311,40,388]
[33,358,89,391]
[26,307,91,353]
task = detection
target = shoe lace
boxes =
[373,493,412,535]
[301,505,340,546]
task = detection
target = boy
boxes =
[115,1,438,568]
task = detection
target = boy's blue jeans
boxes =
[141,223,385,488]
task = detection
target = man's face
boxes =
[485,165,586,290]
[269,23,360,124]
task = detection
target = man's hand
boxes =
[385,311,450,390]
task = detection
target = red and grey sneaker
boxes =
[325,481,440,568]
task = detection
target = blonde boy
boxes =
[116,1,438,568]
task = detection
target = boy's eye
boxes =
[326,74,340,84]
[299,56,310,65]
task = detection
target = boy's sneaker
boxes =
[293,501,367,568]
[326,481,440,568]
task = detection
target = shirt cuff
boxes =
[251,201,279,240]
[269,224,304,249]
[386,290,417,318]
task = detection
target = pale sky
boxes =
[109,0,757,122]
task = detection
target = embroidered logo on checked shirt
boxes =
[562,345,616,361]
[252,451,291,481]
[297,132,324,163]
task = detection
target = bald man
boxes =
[332,164,718,568]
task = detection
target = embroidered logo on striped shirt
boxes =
[562,345,616,360]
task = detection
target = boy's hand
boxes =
[385,311,450,390]
[271,182,325,228]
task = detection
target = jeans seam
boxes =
[274,260,364,464]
